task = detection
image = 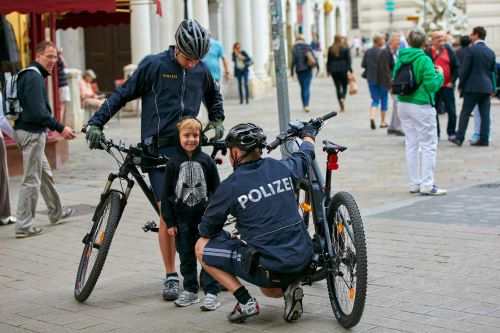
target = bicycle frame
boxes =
[301,139,354,274]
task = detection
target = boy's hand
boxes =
[167,227,178,236]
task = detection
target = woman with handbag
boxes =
[291,35,318,113]
[326,35,353,111]
[232,42,252,104]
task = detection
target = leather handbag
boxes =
[306,51,317,68]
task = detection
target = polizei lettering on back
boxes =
[237,177,294,209]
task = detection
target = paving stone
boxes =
[2,61,500,332]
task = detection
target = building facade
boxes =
[348,0,499,53]
[58,0,349,100]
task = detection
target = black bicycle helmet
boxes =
[175,19,210,60]
[225,123,267,152]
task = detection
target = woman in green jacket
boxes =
[393,30,447,196]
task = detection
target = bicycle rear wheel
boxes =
[326,191,367,328]
[74,191,122,302]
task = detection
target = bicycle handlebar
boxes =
[266,111,338,152]
[82,127,226,164]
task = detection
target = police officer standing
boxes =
[195,122,318,323]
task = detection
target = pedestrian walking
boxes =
[362,34,388,129]
[202,34,230,91]
[56,47,70,123]
[291,34,318,113]
[13,41,77,237]
[450,26,496,147]
[162,117,221,311]
[393,30,447,196]
[0,93,16,226]
[85,19,225,301]
[376,33,404,136]
[326,35,352,112]
[232,42,252,104]
[425,30,459,140]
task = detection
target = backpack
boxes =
[391,55,422,96]
[3,66,41,121]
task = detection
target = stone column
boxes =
[122,64,140,116]
[193,0,210,28]
[317,1,326,75]
[251,0,270,77]
[221,0,239,100]
[222,0,236,60]
[159,0,175,49]
[325,4,336,46]
[302,0,313,42]
[130,0,152,64]
[235,0,254,60]
[339,0,347,36]
[249,0,273,99]
[64,68,84,130]
[208,0,223,40]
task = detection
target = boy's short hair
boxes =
[177,117,202,132]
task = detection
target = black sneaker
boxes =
[283,282,304,321]
[227,298,260,323]
[162,277,179,301]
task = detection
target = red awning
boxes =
[56,11,130,30]
[0,0,116,15]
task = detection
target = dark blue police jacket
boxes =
[199,141,315,273]
[88,46,224,141]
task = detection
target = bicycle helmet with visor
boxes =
[225,123,267,153]
[175,19,210,60]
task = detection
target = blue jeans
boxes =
[368,80,388,111]
[235,69,249,103]
[297,69,313,107]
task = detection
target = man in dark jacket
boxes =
[13,41,77,238]
[451,26,496,147]
[376,33,404,136]
[425,30,459,140]
[85,19,225,302]
[195,123,317,323]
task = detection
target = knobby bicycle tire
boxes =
[326,191,367,328]
[74,191,122,302]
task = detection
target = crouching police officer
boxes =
[195,122,318,323]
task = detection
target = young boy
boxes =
[161,117,221,311]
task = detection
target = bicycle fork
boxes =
[81,173,133,245]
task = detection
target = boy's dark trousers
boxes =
[175,221,219,295]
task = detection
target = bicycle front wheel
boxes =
[74,191,122,302]
[326,191,367,328]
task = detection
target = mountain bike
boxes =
[74,134,225,303]
[267,111,367,328]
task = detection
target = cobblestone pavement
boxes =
[1,58,500,332]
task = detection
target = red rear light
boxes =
[327,154,339,170]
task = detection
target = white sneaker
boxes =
[174,290,200,307]
[283,282,303,321]
[409,185,420,194]
[420,185,447,196]
[200,293,221,311]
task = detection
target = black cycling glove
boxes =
[300,124,318,140]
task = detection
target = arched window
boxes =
[351,0,359,29]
